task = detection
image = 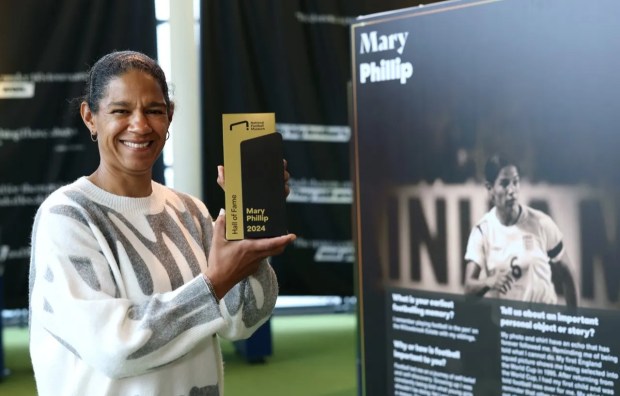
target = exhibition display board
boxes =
[351,0,620,394]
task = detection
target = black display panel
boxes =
[351,0,620,394]
[0,0,158,309]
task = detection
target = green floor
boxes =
[1,313,358,396]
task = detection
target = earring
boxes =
[90,132,98,142]
[166,131,170,141]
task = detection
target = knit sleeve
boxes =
[216,258,279,340]
[29,195,227,379]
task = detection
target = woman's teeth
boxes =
[123,141,150,149]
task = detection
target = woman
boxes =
[463,155,577,306]
[28,51,296,395]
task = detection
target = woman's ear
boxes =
[80,101,96,133]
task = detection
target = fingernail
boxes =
[219,208,225,216]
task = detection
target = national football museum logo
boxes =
[358,30,413,85]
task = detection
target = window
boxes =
[154,0,201,187]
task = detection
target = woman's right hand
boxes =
[204,209,296,300]
[487,268,513,295]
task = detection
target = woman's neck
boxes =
[88,168,153,197]
[496,204,521,226]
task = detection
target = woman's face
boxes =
[488,165,520,212]
[82,69,171,180]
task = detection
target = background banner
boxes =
[0,0,159,308]
[200,0,438,296]
[352,0,620,394]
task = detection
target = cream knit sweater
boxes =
[29,177,278,395]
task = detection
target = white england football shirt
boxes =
[465,205,564,304]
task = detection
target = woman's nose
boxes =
[507,183,517,195]
[128,111,151,133]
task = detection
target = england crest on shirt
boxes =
[523,235,534,251]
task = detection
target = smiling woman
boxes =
[28,50,296,396]
[80,53,173,197]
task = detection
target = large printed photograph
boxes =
[352,0,620,394]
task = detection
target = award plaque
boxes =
[222,113,288,240]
